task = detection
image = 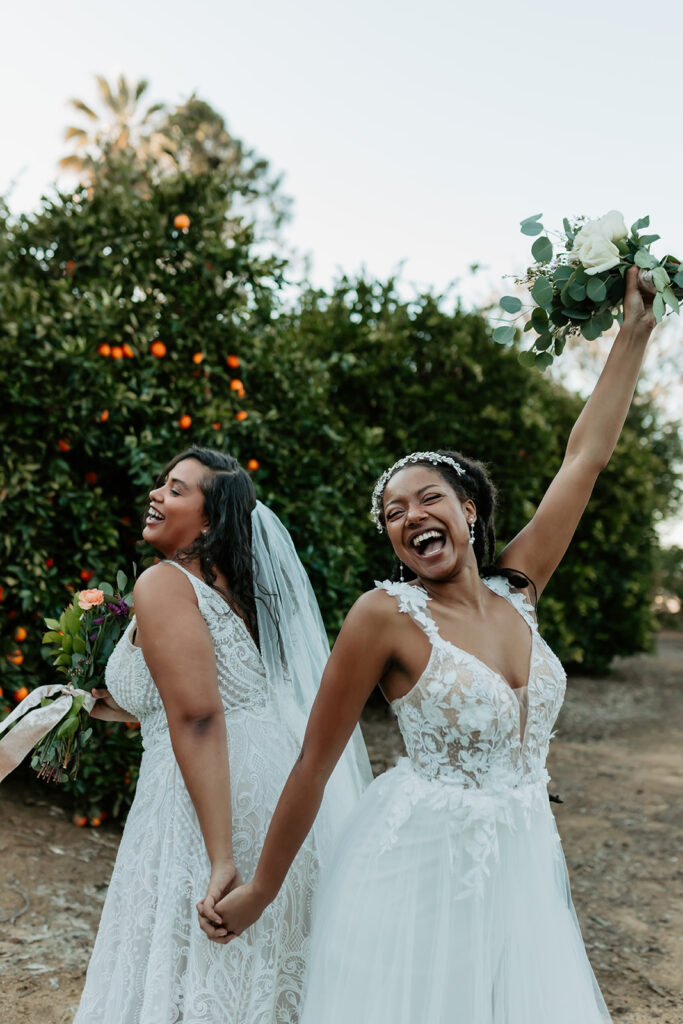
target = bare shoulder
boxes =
[337,586,401,641]
[133,562,198,607]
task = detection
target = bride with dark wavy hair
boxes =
[74,446,370,1024]
[202,267,655,1024]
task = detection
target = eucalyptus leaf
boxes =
[630,216,650,233]
[534,352,553,369]
[663,286,680,314]
[531,307,549,330]
[562,218,574,240]
[586,278,607,302]
[520,214,544,236]
[597,309,614,331]
[581,320,602,341]
[493,325,516,344]
[534,334,553,351]
[567,282,586,301]
[634,249,657,270]
[554,335,567,356]
[553,266,573,283]
[651,266,670,291]
[100,582,114,596]
[672,270,683,288]
[116,570,128,592]
[637,234,660,245]
[561,307,589,320]
[518,350,537,367]
[653,293,665,323]
[531,236,553,263]
[531,276,554,307]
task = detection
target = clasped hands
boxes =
[196,862,268,944]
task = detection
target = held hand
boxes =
[89,688,138,723]
[196,859,243,941]
[199,881,269,944]
[623,265,656,336]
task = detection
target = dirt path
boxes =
[1,634,681,1024]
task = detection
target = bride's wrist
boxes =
[250,872,277,908]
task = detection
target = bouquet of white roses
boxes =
[495,211,682,367]
[0,570,134,784]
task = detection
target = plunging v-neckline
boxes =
[415,581,535,696]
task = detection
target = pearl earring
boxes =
[469,520,475,545]
[399,562,405,583]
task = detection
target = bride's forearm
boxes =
[252,756,328,905]
[565,323,650,471]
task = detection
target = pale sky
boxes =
[3,0,682,540]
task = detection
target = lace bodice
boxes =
[105,562,270,748]
[378,577,566,793]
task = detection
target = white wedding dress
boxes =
[300,577,612,1023]
[74,562,341,1024]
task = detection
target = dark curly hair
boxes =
[377,449,537,605]
[153,447,261,641]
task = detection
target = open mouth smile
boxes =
[146,506,165,526]
[410,529,446,558]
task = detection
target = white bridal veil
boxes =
[251,501,372,857]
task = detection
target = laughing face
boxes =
[382,465,476,581]
[142,457,210,559]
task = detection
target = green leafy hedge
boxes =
[1,158,679,818]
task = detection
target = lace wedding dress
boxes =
[74,562,330,1024]
[300,577,612,1024]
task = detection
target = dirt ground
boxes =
[1,633,681,1024]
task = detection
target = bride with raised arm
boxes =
[74,447,370,1024]
[200,267,655,1023]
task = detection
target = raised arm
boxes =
[201,590,395,940]
[133,564,239,898]
[499,266,655,596]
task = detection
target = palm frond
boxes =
[69,99,98,120]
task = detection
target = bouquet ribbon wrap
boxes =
[0,685,95,782]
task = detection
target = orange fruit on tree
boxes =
[236,387,246,399]
[212,422,221,430]
[98,343,112,357]
[100,409,109,422]
[192,352,204,364]
[89,817,102,827]
[85,471,98,486]
[226,354,240,368]
[111,346,124,360]
[122,343,134,358]
[13,684,28,697]
[80,568,94,582]
[14,626,27,642]
[174,213,190,230]
[151,340,167,358]
[72,813,88,827]
[58,438,70,452]
[235,410,248,421]
[45,558,54,569]
[247,459,259,471]
[0,687,3,699]
[178,414,192,429]
[230,379,243,392]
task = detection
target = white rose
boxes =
[570,210,628,275]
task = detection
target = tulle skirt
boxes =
[301,759,611,1024]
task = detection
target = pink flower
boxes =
[77,589,105,611]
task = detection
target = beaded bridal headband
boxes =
[370,451,466,531]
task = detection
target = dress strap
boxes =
[374,579,440,644]
[482,575,538,632]
[161,561,232,617]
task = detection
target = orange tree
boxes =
[1,162,679,819]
